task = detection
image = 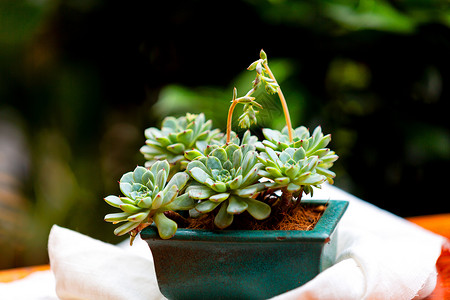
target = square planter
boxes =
[140,199,348,300]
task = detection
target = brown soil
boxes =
[185,203,327,231]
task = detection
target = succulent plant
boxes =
[103,50,339,240]
[258,125,338,184]
[185,142,270,229]
[140,113,222,171]
[104,161,193,240]
[258,147,329,196]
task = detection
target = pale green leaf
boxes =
[274,177,290,185]
[293,147,306,162]
[195,200,221,213]
[119,204,141,214]
[153,212,178,239]
[176,129,194,146]
[214,202,234,229]
[137,197,153,208]
[232,148,243,169]
[209,192,230,202]
[244,198,271,220]
[127,211,150,222]
[228,175,243,190]
[151,191,164,210]
[113,221,140,236]
[266,167,283,177]
[235,182,265,197]
[166,143,186,154]
[132,166,148,183]
[210,181,227,193]
[206,156,222,171]
[227,196,248,214]
[104,212,129,223]
[166,172,189,191]
[165,193,195,211]
[211,148,228,165]
[287,182,301,193]
[162,184,178,205]
[104,195,122,208]
[189,167,212,184]
[187,185,215,199]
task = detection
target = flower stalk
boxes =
[226,88,261,143]
[263,62,293,143]
[226,49,294,144]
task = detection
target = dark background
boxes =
[1,0,449,268]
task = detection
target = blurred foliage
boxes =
[0,0,449,268]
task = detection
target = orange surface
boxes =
[0,264,50,283]
[0,214,448,299]
[407,214,450,300]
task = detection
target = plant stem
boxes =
[226,100,239,144]
[263,62,294,143]
[226,87,257,144]
[280,187,294,213]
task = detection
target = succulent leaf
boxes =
[211,148,227,165]
[120,204,141,214]
[151,191,164,210]
[104,212,130,223]
[228,175,243,190]
[162,184,179,206]
[137,197,153,208]
[119,182,133,198]
[104,195,123,208]
[113,221,140,236]
[196,200,221,213]
[234,182,265,198]
[227,196,248,214]
[210,181,227,193]
[189,167,212,183]
[127,211,150,222]
[153,212,178,240]
[209,192,231,202]
[214,202,234,229]
[287,182,301,193]
[206,156,222,171]
[187,184,215,199]
[164,194,195,211]
[244,198,271,220]
[165,172,189,192]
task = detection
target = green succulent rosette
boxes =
[257,125,338,183]
[258,145,337,196]
[140,113,222,171]
[185,143,270,229]
[104,161,194,239]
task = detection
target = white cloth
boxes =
[0,185,445,299]
[272,186,445,300]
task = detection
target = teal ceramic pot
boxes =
[140,199,348,300]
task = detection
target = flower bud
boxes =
[260,49,267,60]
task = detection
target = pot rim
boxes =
[140,199,348,243]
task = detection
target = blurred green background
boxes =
[0,0,449,269]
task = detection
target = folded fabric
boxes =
[48,225,165,300]
[48,185,445,300]
[272,186,445,300]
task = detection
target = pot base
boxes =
[141,200,348,300]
